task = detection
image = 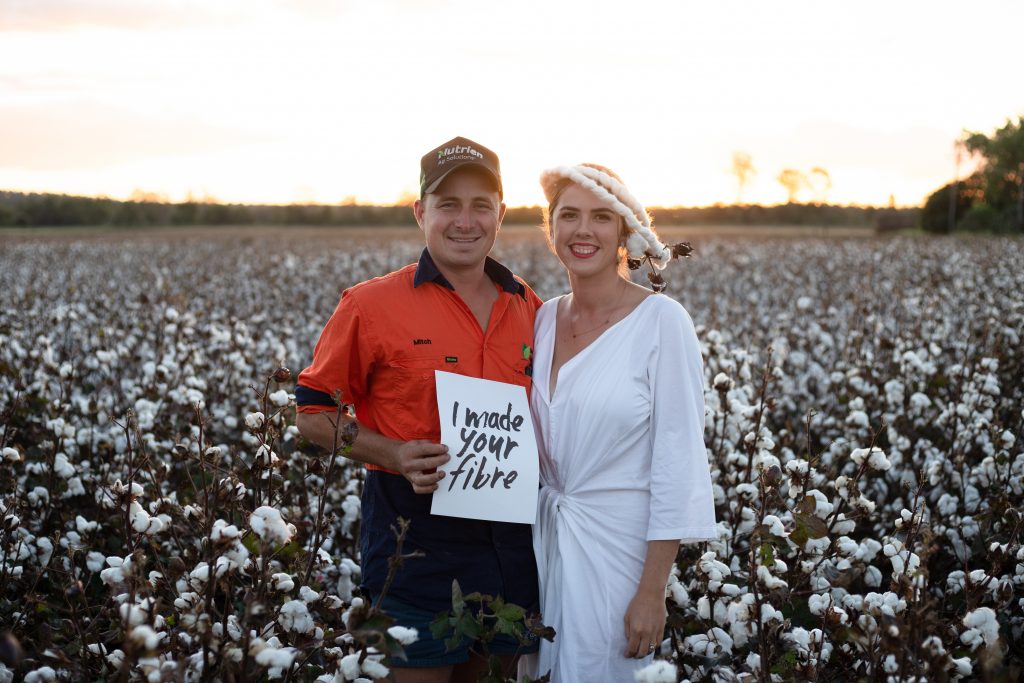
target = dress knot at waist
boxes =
[540,486,571,513]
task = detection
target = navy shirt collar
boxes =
[413,247,526,299]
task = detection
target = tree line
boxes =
[922,115,1024,233]
[0,190,915,230]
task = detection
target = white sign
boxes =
[431,371,539,524]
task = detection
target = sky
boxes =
[1,0,1022,208]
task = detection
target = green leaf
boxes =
[495,602,525,622]
[795,494,817,515]
[772,650,799,676]
[382,633,407,662]
[794,512,829,539]
[790,524,808,547]
[493,617,522,638]
[791,512,829,547]
[242,532,260,557]
[455,613,484,642]
[430,613,453,640]
[480,655,504,683]
[356,613,395,632]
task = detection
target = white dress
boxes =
[522,294,717,682]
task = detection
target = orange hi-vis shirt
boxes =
[296,249,542,471]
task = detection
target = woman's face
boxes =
[550,183,624,279]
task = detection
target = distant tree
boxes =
[395,190,418,207]
[777,169,807,203]
[920,174,983,233]
[730,151,756,203]
[129,188,169,203]
[963,115,1024,231]
[808,167,832,204]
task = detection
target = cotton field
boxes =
[1,228,1022,682]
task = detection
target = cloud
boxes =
[0,99,260,170]
[763,122,955,177]
[0,0,238,32]
[0,0,431,32]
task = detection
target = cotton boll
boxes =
[713,373,734,392]
[961,607,1000,650]
[387,626,419,646]
[864,566,883,587]
[130,625,164,651]
[23,667,58,683]
[250,507,296,545]
[51,453,75,478]
[211,520,240,541]
[27,487,49,507]
[245,412,265,430]
[254,646,298,669]
[253,445,278,466]
[358,654,390,680]
[697,596,711,620]
[761,515,787,537]
[75,515,99,534]
[278,600,314,634]
[634,660,677,683]
[952,657,973,677]
[129,501,164,534]
[273,573,295,592]
[86,551,105,572]
[808,593,831,616]
[667,571,689,607]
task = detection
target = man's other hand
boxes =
[394,440,450,494]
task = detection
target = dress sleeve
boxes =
[295,290,377,414]
[646,300,718,542]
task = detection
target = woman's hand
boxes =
[623,588,667,659]
[624,539,679,659]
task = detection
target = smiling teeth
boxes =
[572,246,597,255]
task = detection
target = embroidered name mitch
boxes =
[413,338,432,345]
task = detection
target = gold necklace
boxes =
[568,283,628,339]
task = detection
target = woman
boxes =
[522,164,717,681]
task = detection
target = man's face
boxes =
[414,167,505,276]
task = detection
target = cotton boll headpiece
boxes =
[541,164,673,269]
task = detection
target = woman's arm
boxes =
[623,539,679,658]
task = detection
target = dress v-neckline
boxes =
[545,294,655,402]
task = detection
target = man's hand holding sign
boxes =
[432,371,539,524]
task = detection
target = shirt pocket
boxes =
[387,355,457,439]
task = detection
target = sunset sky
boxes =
[2,0,1022,208]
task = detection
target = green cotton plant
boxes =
[429,580,554,683]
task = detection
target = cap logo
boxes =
[437,145,484,165]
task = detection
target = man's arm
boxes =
[295,411,449,494]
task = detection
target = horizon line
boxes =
[0,188,923,212]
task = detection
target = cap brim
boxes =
[423,162,502,196]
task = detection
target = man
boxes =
[295,136,541,682]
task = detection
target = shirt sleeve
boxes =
[646,299,718,542]
[295,289,377,414]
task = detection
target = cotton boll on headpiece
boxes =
[541,164,673,269]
